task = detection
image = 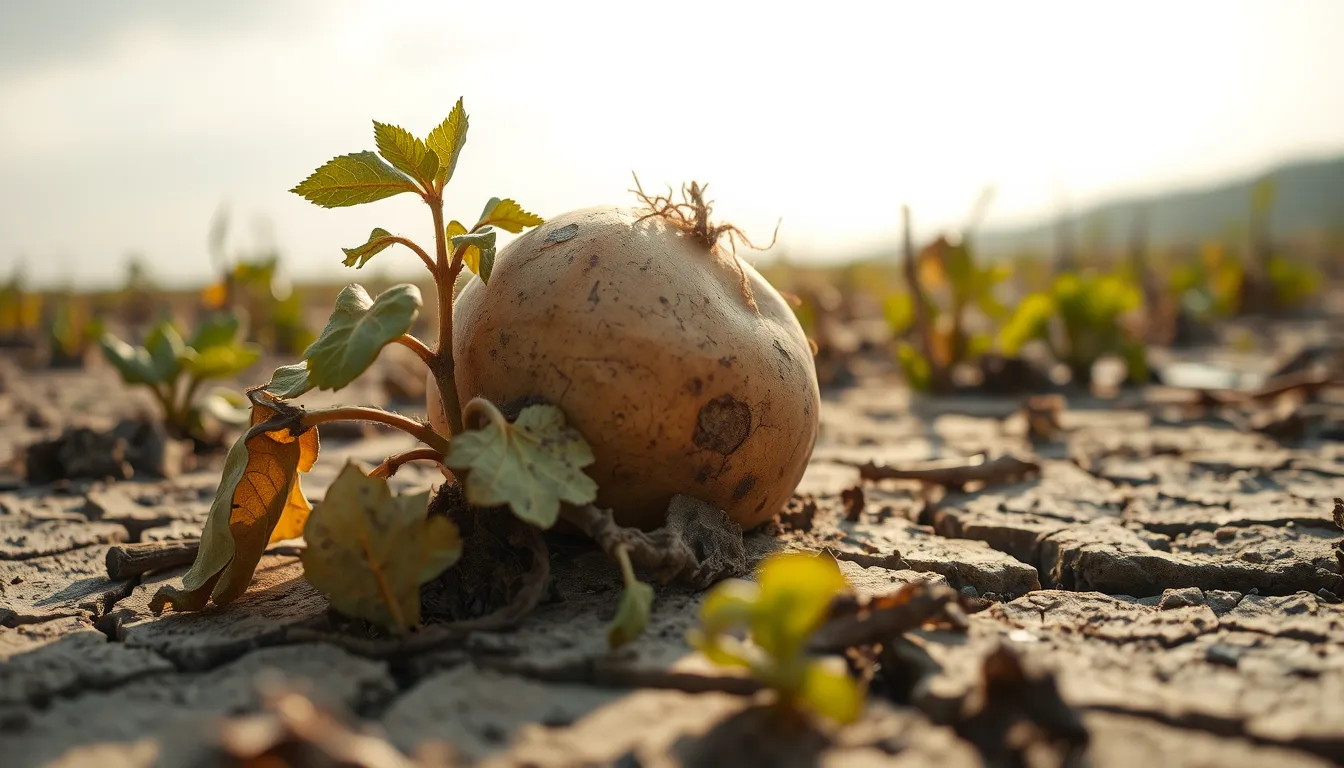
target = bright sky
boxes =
[2,0,1342,289]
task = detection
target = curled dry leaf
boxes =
[150,391,318,614]
[300,461,462,634]
[444,402,597,528]
[607,578,654,649]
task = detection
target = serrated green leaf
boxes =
[426,98,468,187]
[263,362,312,400]
[372,121,438,188]
[342,228,397,269]
[607,579,654,649]
[303,283,421,391]
[451,228,497,283]
[145,321,185,381]
[475,197,544,233]
[182,342,262,380]
[290,152,419,208]
[100,334,158,385]
[300,462,462,634]
[188,313,241,351]
[444,404,597,527]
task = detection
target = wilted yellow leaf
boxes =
[300,462,462,633]
[150,392,319,613]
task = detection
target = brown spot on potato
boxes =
[587,280,600,308]
[695,464,711,483]
[732,475,757,501]
[693,395,751,455]
[686,377,703,396]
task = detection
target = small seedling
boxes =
[150,101,657,646]
[101,312,261,440]
[689,552,865,724]
[999,271,1147,386]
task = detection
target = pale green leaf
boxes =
[188,313,241,350]
[145,320,185,381]
[372,121,438,187]
[698,579,760,637]
[100,334,158,385]
[607,579,654,649]
[263,362,312,400]
[198,387,251,426]
[182,342,262,380]
[475,197,544,233]
[300,462,462,633]
[426,98,468,187]
[303,283,422,391]
[342,228,397,269]
[451,228,497,283]
[799,658,865,724]
[290,152,419,208]
[752,552,848,659]
[444,403,598,527]
[150,395,319,613]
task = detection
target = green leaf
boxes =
[182,342,262,380]
[342,228,397,269]
[894,341,932,392]
[263,362,312,399]
[607,579,654,649]
[300,462,462,634]
[698,579,760,637]
[290,152,419,208]
[100,334,158,385]
[799,658,864,724]
[998,293,1055,357]
[426,98,468,187]
[751,552,848,660]
[444,403,598,528]
[188,313,241,351]
[372,121,438,188]
[145,321,185,381]
[451,228,497,283]
[197,387,251,426]
[475,197,544,233]
[303,283,422,391]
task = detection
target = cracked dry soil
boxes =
[2,361,1343,768]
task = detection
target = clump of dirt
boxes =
[23,418,191,484]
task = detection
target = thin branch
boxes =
[368,447,445,479]
[427,194,465,436]
[386,236,436,274]
[392,334,434,368]
[301,406,450,455]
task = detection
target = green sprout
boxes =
[689,552,865,724]
[1000,271,1147,386]
[100,312,261,440]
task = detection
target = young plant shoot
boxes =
[151,101,654,644]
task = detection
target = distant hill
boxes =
[974,155,1344,257]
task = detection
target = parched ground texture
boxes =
[1,353,1343,767]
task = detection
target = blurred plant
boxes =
[44,292,105,367]
[0,268,42,341]
[1265,254,1321,309]
[101,312,260,443]
[1000,271,1147,386]
[689,552,864,725]
[202,207,315,355]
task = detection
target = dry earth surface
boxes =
[1,341,1343,767]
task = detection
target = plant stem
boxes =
[615,544,636,587]
[426,194,465,436]
[393,334,434,368]
[462,397,510,432]
[301,406,450,455]
[369,447,446,479]
[387,236,436,274]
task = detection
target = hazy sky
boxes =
[2,0,1342,289]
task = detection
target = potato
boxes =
[440,205,820,530]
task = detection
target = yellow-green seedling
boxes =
[999,271,1147,386]
[101,312,261,440]
[149,101,620,638]
[689,552,865,724]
